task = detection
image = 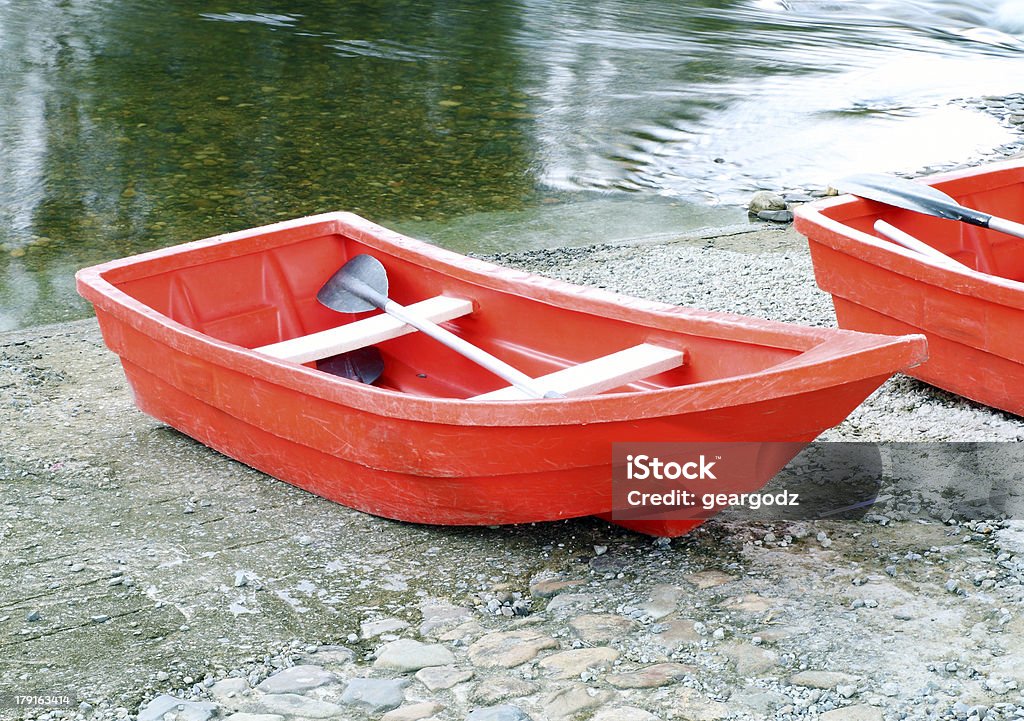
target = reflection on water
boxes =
[2,0,1024,329]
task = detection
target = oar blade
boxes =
[836,173,969,222]
[317,346,386,385]
[317,254,389,313]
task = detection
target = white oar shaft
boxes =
[987,215,1024,241]
[382,299,554,399]
[873,220,972,271]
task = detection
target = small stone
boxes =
[538,648,620,679]
[749,190,787,213]
[757,209,794,223]
[361,617,411,639]
[568,613,636,645]
[606,663,694,689]
[465,706,532,721]
[156,671,170,682]
[819,705,884,721]
[90,615,111,624]
[25,610,40,622]
[416,665,474,691]
[256,665,336,694]
[467,630,558,668]
[381,701,444,721]
[836,684,858,698]
[340,678,409,714]
[374,638,456,672]
[542,683,615,719]
[258,694,345,719]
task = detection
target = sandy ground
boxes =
[2,225,1023,721]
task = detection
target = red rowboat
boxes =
[795,160,1024,416]
[75,213,925,536]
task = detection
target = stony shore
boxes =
[2,225,1024,721]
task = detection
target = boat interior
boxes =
[105,226,815,400]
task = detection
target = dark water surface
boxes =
[3,0,1024,330]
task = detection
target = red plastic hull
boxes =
[795,160,1024,416]
[76,213,925,536]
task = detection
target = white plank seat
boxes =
[471,343,686,401]
[256,295,474,364]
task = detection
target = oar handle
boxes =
[342,274,559,399]
[987,215,1024,241]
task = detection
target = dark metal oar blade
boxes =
[317,346,385,385]
[836,173,992,228]
[317,254,389,313]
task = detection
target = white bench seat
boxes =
[471,343,686,401]
[256,295,474,364]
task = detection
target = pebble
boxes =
[749,190,787,213]
[25,609,40,621]
[340,677,409,714]
[758,209,795,223]
[374,638,456,672]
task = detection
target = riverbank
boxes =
[2,225,1024,721]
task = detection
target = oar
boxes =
[837,172,1024,240]
[317,254,562,399]
[872,220,973,271]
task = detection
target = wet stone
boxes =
[255,664,336,694]
[757,209,794,223]
[374,638,456,672]
[465,706,533,721]
[606,662,695,689]
[538,647,620,679]
[415,664,474,691]
[568,613,637,645]
[340,678,409,714]
[467,629,558,668]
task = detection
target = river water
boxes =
[2,0,1024,329]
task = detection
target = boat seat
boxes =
[471,343,686,401]
[256,295,474,364]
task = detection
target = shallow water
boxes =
[2,0,1024,329]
